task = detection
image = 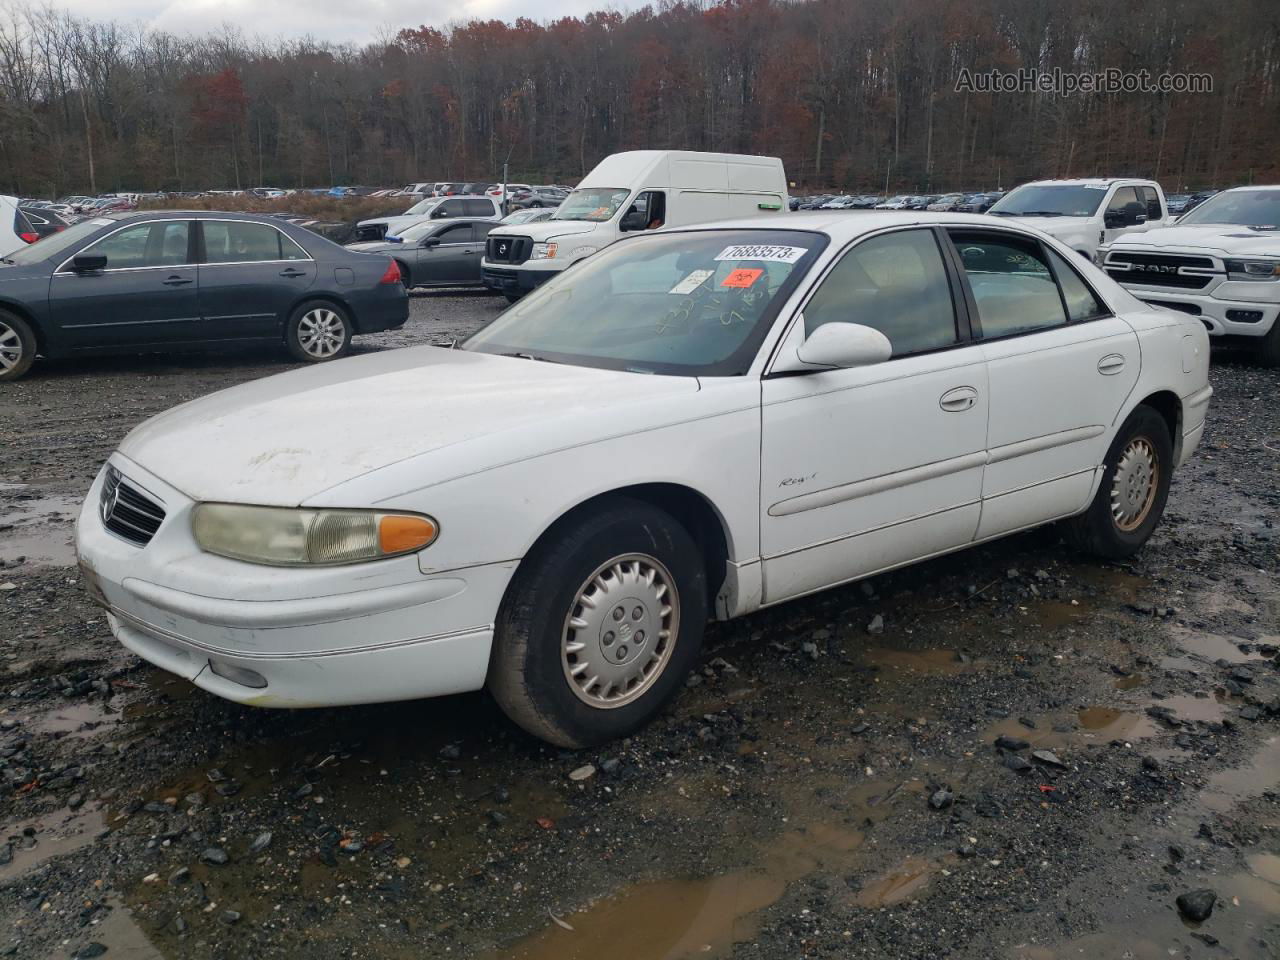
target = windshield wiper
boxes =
[1003,210,1065,217]
[498,351,560,364]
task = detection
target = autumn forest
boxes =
[0,0,1277,198]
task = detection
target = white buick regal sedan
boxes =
[75,213,1212,747]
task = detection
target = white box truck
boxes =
[481,150,789,300]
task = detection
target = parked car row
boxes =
[790,191,1006,212]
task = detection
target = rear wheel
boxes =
[285,301,353,363]
[0,310,37,382]
[488,499,707,747]
[395,260,413,291]
[1063,405,1173,559]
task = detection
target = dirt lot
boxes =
[0,293,1278,960]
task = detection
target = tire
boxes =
[285,301,353,363]
[1259,320,1280,368]
[488,498,708,748]
[0,310,37,382]
[1063,405,1173,559]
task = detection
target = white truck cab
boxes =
[988,178,1168,260]
[1100,185,1280,364]
[481,150,788,300]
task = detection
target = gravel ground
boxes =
[0,293,1277,960]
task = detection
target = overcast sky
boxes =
[47,0,625,44]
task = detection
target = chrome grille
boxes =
[1105,252,1216,289]
[100,466,165,546]
[485,234,531,264]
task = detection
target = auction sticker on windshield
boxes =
[669,269,714,295]
[721,267,764,288]
[715,244,807,263]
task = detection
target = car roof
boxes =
[1016,178,1147,187]
[663,210,1045,242]
[104,210,306,223]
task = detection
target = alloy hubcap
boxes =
[1111,436,1159,532]
[297,309,346,358]
[561,554,679,709]
[0,321,22,372]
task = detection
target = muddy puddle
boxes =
[1200,736,1280,814]
[860,647,973,675]
[27,699,119,739]
[984,693,1231,751]
[853,855,945,908]
[486,822,865,960]
[1169,626,1274,665]
[0,491,81,567]
[0,805,105,879]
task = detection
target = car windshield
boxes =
[501,209,546,224]
[404,197,443,216]
[551,187,631,222]
[1178,190,1280,229]
[989,185,1106,217]
[4,218,105,265]
[464,229,826,376]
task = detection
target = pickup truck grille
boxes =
[355,223,387,242]
[1105,252,1216,289]
[486,234,531,265]
[100,466,165,547]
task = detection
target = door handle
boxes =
[1097,353,1126,376]
[279,268,307,278]
[161,275,193,286]
[939,386,979,412]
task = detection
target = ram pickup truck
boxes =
[1100,185,1280,365]
[988,178,1169,260]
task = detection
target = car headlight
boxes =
[191,504,438,566]
[530,242,558,260]
[1224,258,1280,281]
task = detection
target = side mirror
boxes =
[421,236,441,248]
[619,211,647,232]
[72,254,107,273]
[797,323,892,368]
[430,208,447,219]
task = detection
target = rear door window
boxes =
[202,221,305,263]
[1046,248,1108,322]
[949,231,1067,337]
[471,222,497,242]
[462,199,495,217]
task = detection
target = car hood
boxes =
[999,215,1093,236]
[345,240,404,254]
[488,221,602,243]
[1107,224,1280,257]
[118,346,700,506]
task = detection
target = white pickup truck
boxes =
[987,178,1169,260]
[1101,186,1280,365]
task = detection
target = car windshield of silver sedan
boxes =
[1178,189,1280,229]
[551,187,631,222]
[989,184,1105,218]
[464,229,825,376]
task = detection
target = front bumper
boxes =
[480,264,558,296]
[1129,288,1279,338]
[75,456,510,708]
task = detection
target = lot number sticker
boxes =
[668,269,714,295]
[721,267,764,288]
[714,244,807,264]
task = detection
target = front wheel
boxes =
[488,499,707,747]
[1063,405,1173,559]
[1259,320,1280,368]
[285,301,353,363]
[0,311,37,382]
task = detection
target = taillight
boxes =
[19,232,38,244]
[379,260,402,285]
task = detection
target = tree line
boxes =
[0,0,1276,198]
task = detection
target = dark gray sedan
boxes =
[0,211,408,381]
[347,218,498,291]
